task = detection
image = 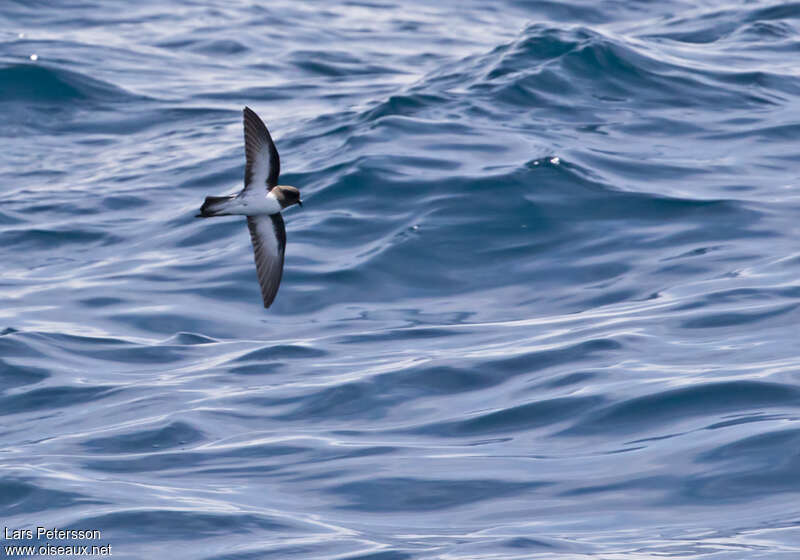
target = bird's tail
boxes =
[196,195,236,218]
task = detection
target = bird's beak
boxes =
[297,200,303,207]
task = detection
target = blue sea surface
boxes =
[3,1,800,558]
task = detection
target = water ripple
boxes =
[3,0,800,558]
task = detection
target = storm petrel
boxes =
[197,107,302,308]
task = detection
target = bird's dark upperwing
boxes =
[243,106,280,191]
[246,214,286,308]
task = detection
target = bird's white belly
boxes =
[226,189,282,215]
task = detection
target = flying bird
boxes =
[197,107,302,308]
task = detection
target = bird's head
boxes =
[273,185,303,209]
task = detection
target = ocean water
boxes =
[2,0,800,558]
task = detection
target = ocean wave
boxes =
[4,1,800,558]
[0,63,137,104]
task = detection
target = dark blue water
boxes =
[3,1,800,558]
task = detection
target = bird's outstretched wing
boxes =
[246,214,286,308]
[243,106,280,191]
